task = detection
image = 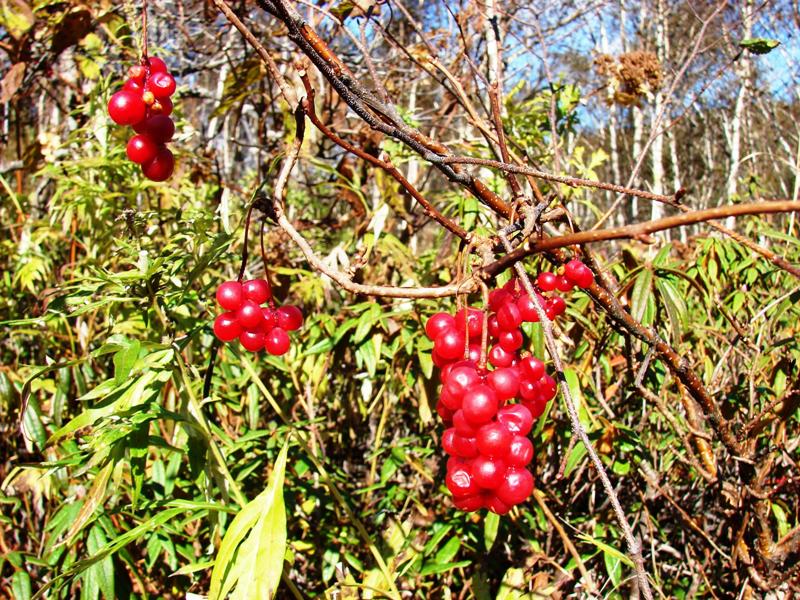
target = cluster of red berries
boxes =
[212,280,304,355]
[107,57,177,181]
[428,260,594,515]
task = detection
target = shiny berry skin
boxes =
[435,328,466,361]
[520,356,545,381]
[141,147,175,181]
[572,265,594,288]
[438,386,461,411]
[497,302,523,331]
[213,312,242,342]
[452,410,478,437]
[455,307,483,338]
[437,401,454,424]
[453,494,485,512]
[128,65,147,81]
[487,368,520,400]
[461,384,498,426]
[452,434,479,458]
[488,289,513,311]
[555,275,574,292]
[446,463,480,497]
[497,467,534,506]
[431,349,449,368]
[425,312,455,340]
[441,428,458,455]
[472,456,506,489]
[536,271,557,292]
[151,97,173,116]
[539,374,558,401]
[488,314,501,338]
[476,422,513,457]
[502,278,518,294]
[517,293,542,322]
[264,327,291,355]
[563,259,584,281]
[261,308,278,330]
[148,71,176,98]
[444,365,481,400]
[216,281,243,311]
[488,344,514,368]
[485,495,511,515]
[523,396,548,419]
[135,115,175,143]
[277,305,304,331]
[147,56,169,73]
[240,329,265,352]
[496,404,533,436]
[236,300,264,330]
[506,436,534,467]
[441,360,476,385]
[498,329,523,352]
[126,134,159,164]
[123,78,145,93]
[545,296,566,319]
[108,90,146,125]
[518,379,540,402]
[467,343,482,364]
[242,279,271,304]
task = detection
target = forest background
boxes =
[2,0,800,598]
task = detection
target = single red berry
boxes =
[141,147,175,182]
[147,56,169,74]
[573,266,594,289]
[147,71,176,98]
[476,422,513,457]
[437,401,454,424]
[236,300,264,330]
[516,293,543,322]
[240,329,265,352]
[539,374,557,401]
[472,455,506,489]
[536,272,557,292]
[452,409,478,437]
[150,97,174,116]
[441,359,475,385]
[498,329,523,352]
[520,356,545,381]
[126,134,159,164]
[442,428,458,454]
[453,494,485,512]
[497,467,534,506]
[522,396,548,419]
[555,275,574,292]
[545,296,566,319]
[425,312,455,340]
[431,349,450,368]
[455,307,483,339]
[506,436,534,467]
[497,302,523,331]
[461,384,498,426]
[467,343,482,364]
[216,281,243,311]
[502,278,518,295]
[485,494,511,515]
[108,90,146,125]
[452,434,479,458]
[446,463,480,498]
[488,288,513,311]
[261,308,278,330]
[242,279,271,304]
[488,314,501,338]
[264,327,291,355]
[563,259,585,282]
[277,305,304,331]
[488,344,515,368]
[435,328,466,361]
[444,365,481,400]
[134,115,175,143]
[213,312,242,342]
[128,65,147,81]
[496,404,534,436]
[123,78,145,93]
[487,368,520,400]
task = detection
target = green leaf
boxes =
[64,461,114,545]
[84,525,115,599]
[654,279,687,344]
[739,38,780,55]
[11,571,32,600]
[630,268,653,323]
[484,512,500,551]
[432,536,460,566]
[113,339,141,386]
[209,440,290,600]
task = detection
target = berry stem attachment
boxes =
[237,200,257,283]
[478,279,490,371]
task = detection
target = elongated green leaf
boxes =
[484,512,500,551]
[11,571,32,600]
[209,441,290,600]
[64,461,114,545]
[655,279,687,344]
[630,268,653,323]
[84,525,115,599]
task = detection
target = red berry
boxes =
[213,312,242,342]
[545,296,566,319]
[108,90,146,125]
[240,329,265,352]
[506,436,534,467]
[522,396,548,419]
[425,312,455,340]
[452,410,478,437]
[444,365,481,400]
[497,302,523,331]
[148,71,176,98]
[502,278,518,295]
[261,308,278,330]
[517,293,543,322]
[467,343,482,364]
[536,272,557,292]
[497,468,534,506]
[555,275,574,292]
[488,315,501,338]
[435,329,466,361]
[472,456,506,489]
[518,379,540,402]
[563,259,584,281]
[264,327,291,355]
[488,344,514,368]
[442,428,458,454]
[452,434,479,458]
[485,495,511,515]
[487,368,520,400]
[446,463,480,497]
[147,56,169,74]
[498,329,523,352]
[573,266,594,289]
[520,356,545,381]
[216,281,243,311]
[277,305,304,331]
[242,279,271,304]
[488,289,513,311]
[539,374,558,401]
[128,65,147,81]
[123,78,145,93]
[496,404,533,436]
[461,384,498,426]
[141,147,174,182]
[431,349,450,368]
[135,115,175,143]
[455,307,483,339]
[477,422,513,457]
[151,97,174,116]
[126,134,159,164]
[453,494,485,512]
[237,300,264,330]
[437,401,454,424]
